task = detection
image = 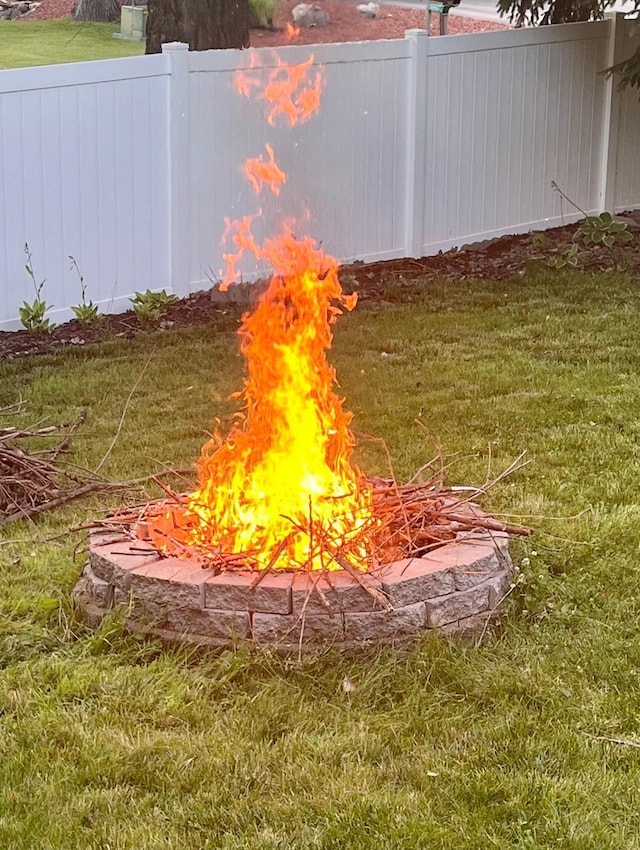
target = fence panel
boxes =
[419,22,611,255]
[613,18,640,211]
[0,56,171,330]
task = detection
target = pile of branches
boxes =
[0,406,92,527]
[0,403,177,529]
[369,478,529,564]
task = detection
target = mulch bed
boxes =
[3,219,640,361]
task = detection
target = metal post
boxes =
[426,3,452,36]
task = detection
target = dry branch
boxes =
[0,407,190,530]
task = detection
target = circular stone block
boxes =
[73,529,513,649]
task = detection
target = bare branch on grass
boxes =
[580,732,640,751]
[93,351,154,475]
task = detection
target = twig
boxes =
[362,433,413,553]
[475,580,518,647]
[0,399,27,416]
[580,732,640,750]
[327,546,392,612]
[93,352,154,474]
[413,419,445,489]
[404,455,440,486]
[438,511,530,537]
[551,180,588,218]
[310,571,335,617]
[0,472,178,529]
[151,475,185,505]
[50,410,87,463]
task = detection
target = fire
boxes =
[236,54,323,126]
[144,54,375,571]
[185,228,373,571]
[244,143,286,196]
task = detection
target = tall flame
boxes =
[185,226,371,570]
[148,55,374,571]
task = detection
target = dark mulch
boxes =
[3,218,639,361]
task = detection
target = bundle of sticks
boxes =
[0,406,182,529]
[0,408,89,527]
[86,471,530,577]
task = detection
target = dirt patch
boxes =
[23,0,509,37]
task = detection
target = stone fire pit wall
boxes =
[74,530,514,648]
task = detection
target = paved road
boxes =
[454,0,637,23]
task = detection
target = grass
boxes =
[2,267,640,848]
[0,20,143,70]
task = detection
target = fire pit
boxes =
[74,521,513,649]
[73,50,524,649]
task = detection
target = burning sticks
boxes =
[85,472,530,578]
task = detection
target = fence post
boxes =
[598,13,626,213]
[404,29,429,258]
[162,41,191,298]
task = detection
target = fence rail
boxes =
[1,16,639,331]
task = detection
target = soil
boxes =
[3,220,640,360]
[24,0,510,37]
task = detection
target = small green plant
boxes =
[530,184,636,272]
[574,211,634,248]
[69,255,102,327]
[531,232,548,251]
[19,243,55,333]
[545,242,590,269]
[130,289,179,326]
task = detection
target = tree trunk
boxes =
[72,0,120,22]
[145,0,250,54]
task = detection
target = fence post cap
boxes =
[162,42,189,52]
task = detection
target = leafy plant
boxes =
[130,289,179,326]
[531,184,635,271]
[545,242,590,269]
[19,243,55,333]
[69,255,102,327]
[531,232,548,251]
[574,211,634,248]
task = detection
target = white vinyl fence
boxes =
[0,15,639,331]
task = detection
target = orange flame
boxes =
[220,214,262,291]
[185,226,373,570]
[146,54,374,571]
[244,143,287,196]
[236,55,323,126]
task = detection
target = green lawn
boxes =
[2,268,640,848]
[0,20,143,70]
